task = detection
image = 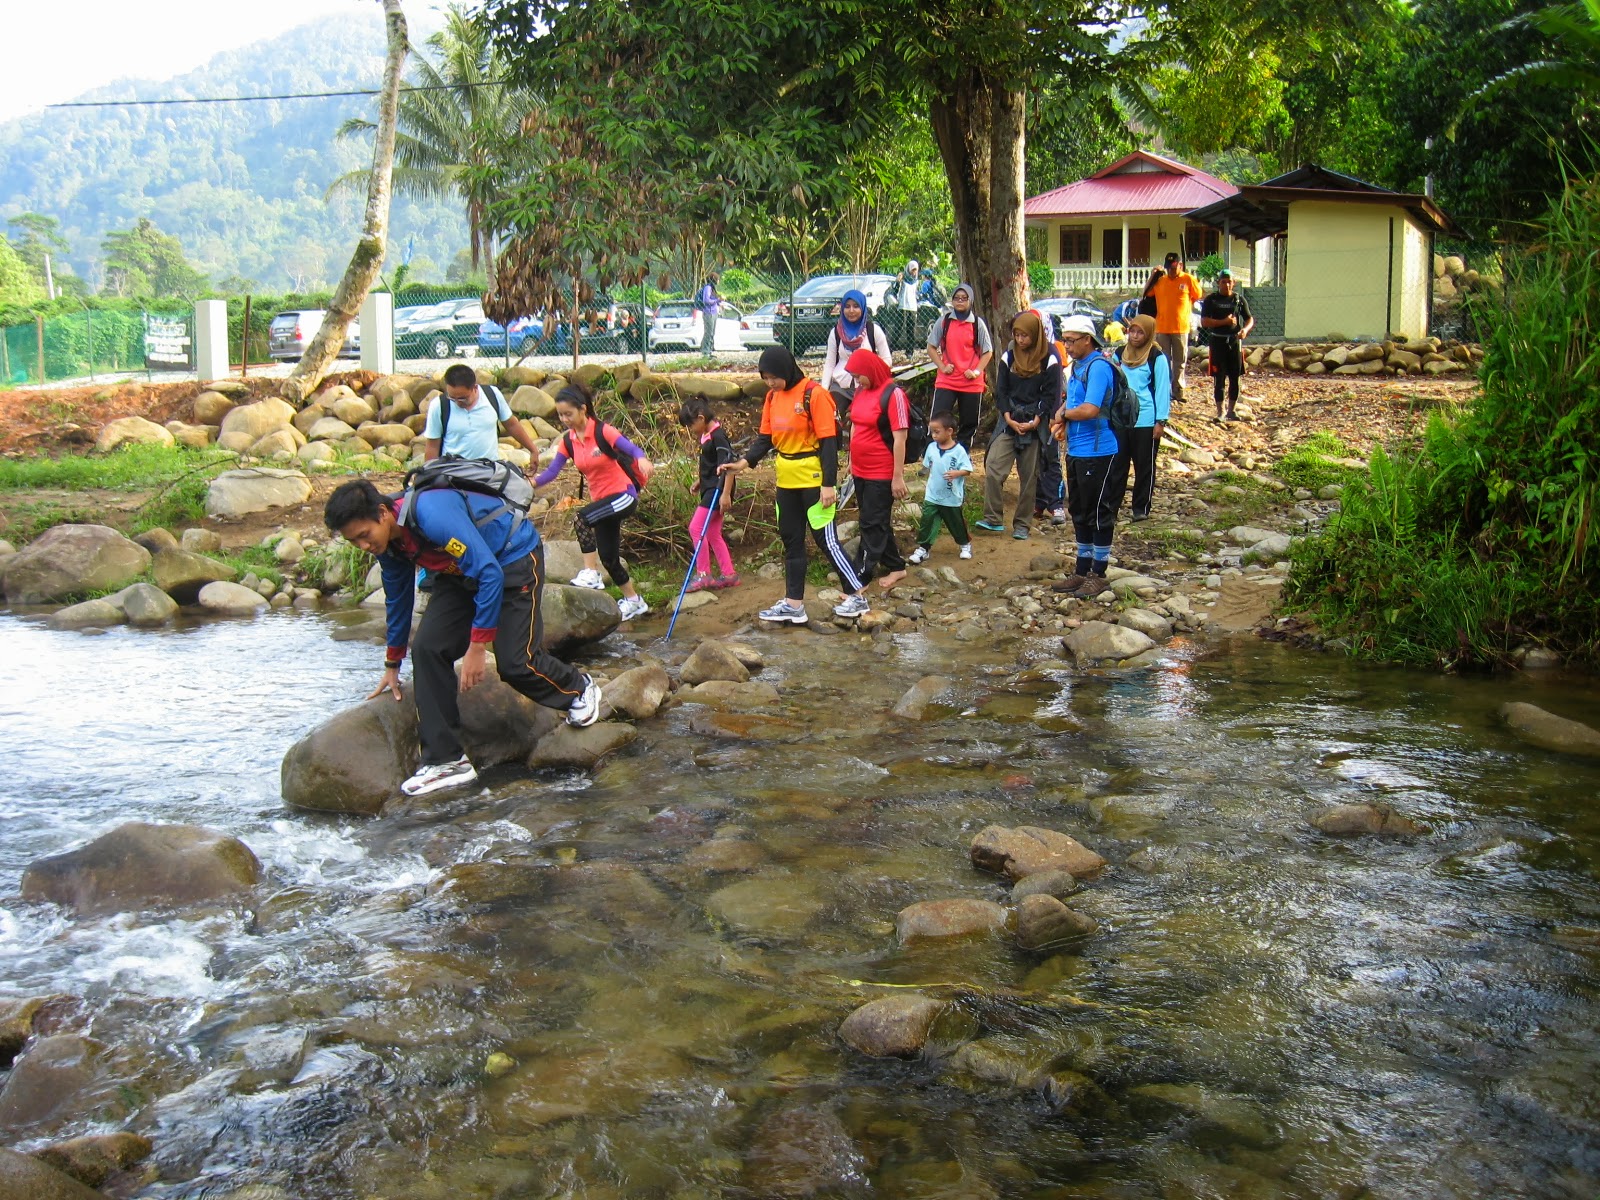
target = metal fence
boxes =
[0,307,162,385]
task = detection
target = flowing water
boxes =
[2,610,1599,1199]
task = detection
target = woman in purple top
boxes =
[697,274,721,359]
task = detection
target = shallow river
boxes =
[2,611,1598,1199]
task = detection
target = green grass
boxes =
[0,443,231,492]
[1198,471,1281,524]
[1275,431,1365,494]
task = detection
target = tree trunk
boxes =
[283,0,408,404]
[930,69,1029,352]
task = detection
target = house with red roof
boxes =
[1024,150,1260,294]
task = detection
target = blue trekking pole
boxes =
[666,482,723,641]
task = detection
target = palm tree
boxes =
[330,4,534,272]
[1475,0,1600,103]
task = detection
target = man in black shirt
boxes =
[1200,270,1254,422]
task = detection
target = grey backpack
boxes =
[395,455,535,539]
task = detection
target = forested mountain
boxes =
[0,11,466,292]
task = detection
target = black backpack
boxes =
[436,383,511,446]
[876,382,931,464]
[396,455,536,540]
[562,418,647,491]
[1098,352,1142,435]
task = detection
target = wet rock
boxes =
[945,1038,1043,1087]
[896,898,1008,942]
[30,1133,153,1187]
[527,721,637,769]
[744,1104,868,1198]
[1010,869,1081,901]
[152,546,237,603]
[1015,893,1098,950]
[116,581,179,626]
[540,584,622,653]
[46,597,126,629]
[684,836,767,873]
[0,1148,104,1200]
[723,641,765,671]
[1,525,151,605]
[970,825,1106,881]
[0,1036,106,1128]
[680,639,750,685]
[687,711,806,742]
[705,875,823,935]
[428,859,549,906]
[892,674,953,719]
[198,580,269,615]
[602,663,671,719]
[21,822,262,915]
[0,997,72,1068]
[1041,1069,1109,1117]
[1127,1083,1280,1149]
[205,468,313,519]
[678,680,780,709]
[1311,803,1423,838]
[1498,701,1600,758]
[1117,607,1173,640]
[838,995,949,1058]
[1063,620,1155,665]
[229,1026,311,1091]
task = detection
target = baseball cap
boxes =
[1163,252,1181,265]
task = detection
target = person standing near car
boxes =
[1200,269,1254,422]
[696,274,722,359]
[821,289,892,429]
[1151,252,1202,407]
[927,282,992,451]
[423,363,543,465]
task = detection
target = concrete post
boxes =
[361,291,395,375]
[1120,218,1130,290]
[194,299,229,382]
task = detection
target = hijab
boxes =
[845,347,892,396]
[836,289,870,351]
[1120,314,1158,368]
[947,282,977,321]
[1008,311,1047,378]
[758,345,805,390]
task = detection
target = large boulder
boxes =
[332,395,377,426]
[1499,701,1600,758]
[46,597,127,629]
[280,679,561,815]
[541,540,587,584]
[0,1036,107,1131]
[205,468,313,518]
[895,898,1007,942]
[95,416,174,453]
[152,547,236,604]
[198,581,269,615]
[30,1133,153,1189]
[307,417,357,442]
[1063,620,1155,666]
[1311,803,1423,838]
[1117,607,1173,640]
[115,582,179,626]
[1,525,151,605]
[0,1148,106,1199]
[680,640,750,685]
[192,390,236,425]
[541,584,621,653]
[838,995,949,1058]
[508,385,557,419]
[218,398,295,443]
[602,663,671,719]
[970,825,1106,881]
[20,823,261,915]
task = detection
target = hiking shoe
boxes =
[974,519,1006,533]
[1224,410,1239,423]
[908,546,931,565]
[1131,511,1151,522]
[1050,508,1067,525]
[618,595,650,621]
[758,600,809,624]
[1075,574,1110,597]
[1012,528,1029,540]
[571,568,605,590]
[400,756,477,797]
[958,543,973,560]
[711,572,741,589]
[833,594,871,618]
[685,573,715,594]
[1052,574,1089,593]
[566,676,602,727]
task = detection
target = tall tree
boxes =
[0,235,44,310]
[7,214,70,298]
[285,0,409,403]
[99,218,209,300]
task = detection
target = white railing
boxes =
[1050,264,1253,294]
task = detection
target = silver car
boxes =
[268,309,361,361]
[739,301,780,349]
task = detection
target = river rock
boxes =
[21,822,261,915]
[971,825,1106,881]
[1063,620,1156,665]
[0,1035,107,1129]
[1127,1083,1279,1149]
[46,597,126,629]
[1010,869,1081,901]
[744,1104,868,1198]
[134,527,180,555]
[1117,607,1173,639]
[1,525,151,605]
[180,527,222,554]
[603,663,671,719]
[163,422,213,449]
[95,415,173,453]
[838,995,949,1058]
[1226,525,1277,546]
[198,581,269,615]
[895,898,1007,942]
[1498,701,1600,758]
[206,468,313,519]
[680,640,750,685]
[684,836,767,873]
[705,874,824,934]
[1246,533,1293,560]
[892,674,953,719]
[306,417,356,442]
[526,721,637,769]
[31,1133,153,1188]
[540,584,621,653]
[1015,893,1097,949]
[0,1148,105,1200]
[678,680,780,708]
[152,547,236,603]
[1208,576,1282,632]
[1311,803,1423,837]
[509,385,557,419]
[218,398,295,443]
[193,390,236,424]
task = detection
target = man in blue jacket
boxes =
[324,479,601,797]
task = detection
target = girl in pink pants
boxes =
[680,399,739,592]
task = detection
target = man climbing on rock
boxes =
[324,478,601,798]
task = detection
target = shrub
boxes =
[1028,261,1054,296]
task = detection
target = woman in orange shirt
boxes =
[719,346,863,624]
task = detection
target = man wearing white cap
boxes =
[1050,314,1123,596]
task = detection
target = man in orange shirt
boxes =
[1151,252,1202,406]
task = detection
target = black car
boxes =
[396,298,485,360]
[772,273,898,354]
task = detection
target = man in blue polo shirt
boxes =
[1050,315,1122,597]
[423,363,544,464]
[324,478,601,797]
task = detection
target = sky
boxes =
[0,0,409,124]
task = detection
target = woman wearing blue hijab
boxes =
[822,287,892,429]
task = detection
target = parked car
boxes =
[396,298,485,360]
[739,301,780,349]
[648,300,745,353]
[772,274,897,354]
[268,310,360,361]
[478,314,545,357]
[1032,297,1109,342]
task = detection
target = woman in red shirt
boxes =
[926,282,993,450]
[832,348,910,617]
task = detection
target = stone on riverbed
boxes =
[680,639,750,685]
[116,582,179,626]
[971,825,1106,881]
[0,1148,105,1200]
[892,675,953,719]
[1011,869,1081,901]
[198,581,269,615]
[31,1133,153,1188]
[1015,893,1098,950]
[1127,1083,1280,1149]
[744,1104,869,1198]
[153,547,236,603]
[1063,620,1156,666]
[1117,607,1173,639]
[1311,803,1424,838]
[526,721,637,769]
[678,680,781,709]
[540,584,622,653]
[20,822,262,915]
[1,525,151,605]
[1498,701,1600,758]
[839,995,949,1059]
[602,663,671,719]
[895,898,1008,942]
[46,597,126,629]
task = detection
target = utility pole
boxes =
[43,252,56,301]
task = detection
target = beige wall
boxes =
[1284,201,1432,339]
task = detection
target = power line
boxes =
[45,81,511,110]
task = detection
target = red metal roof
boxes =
[1025,151,1238,219]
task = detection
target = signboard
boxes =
[143,313,193,372]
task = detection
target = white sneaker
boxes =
[959,543,973,559]
[400,755,477,797]
[908,546,930,565]
[566,676,601,727]
[571,568,605,590]
[617,594,650,621]
[833,593,871,618]
[758,600,809,624]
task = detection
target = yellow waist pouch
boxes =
[775,452,822,490]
